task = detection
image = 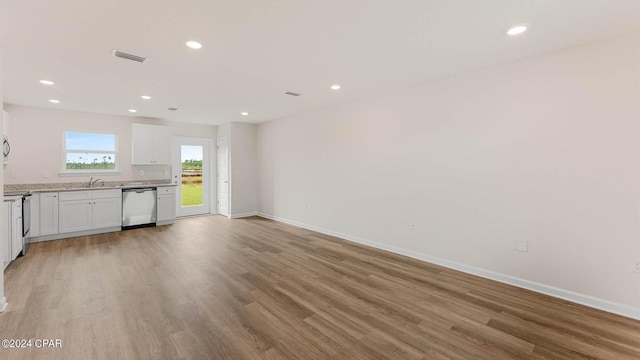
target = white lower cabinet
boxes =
[59,199,92,233]
[29,186,172,242]
[39,192,59,236]
[3,199,22,269]
[3,202,11,269]
[59,190,121,233]
[156,186,176,224]
[29,193,40,237]
[11,201,23,260]
[93,197,122,228]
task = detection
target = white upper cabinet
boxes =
[131,123,171,165]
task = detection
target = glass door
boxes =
[172,137,211,217]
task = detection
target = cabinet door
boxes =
[152,125,171,164]
[12,215,22,259]
[132,123,171,165]
[11,210,22,260]
[157,194,176,223]
[40,193,59,235]
[3,202,11,268]
[29,193,40,237]
[59,200,92,233]
[131,124,155,165]
[93,197,122,229]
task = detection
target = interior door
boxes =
[172,137,211,217]
[217,137,229,217]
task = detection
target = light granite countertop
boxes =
[4,181,176,197]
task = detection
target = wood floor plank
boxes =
[0,215,638,360]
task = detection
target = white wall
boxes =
[230,122,258,217]
[2,105,217,185]
[257,34,640,315]
[217,123,230,139]
[0,26,7,311]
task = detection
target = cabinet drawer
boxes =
[92,189,122,199]
[59,191,91,201]
[157,186,176,195]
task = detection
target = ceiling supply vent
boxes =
[111,49,147,63]
[285,92,301,97]
[168,107,178,111]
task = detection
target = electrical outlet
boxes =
[138,169,144,177]
[514,239,528,252]
[10,171,18,179]
[632,259,640,274]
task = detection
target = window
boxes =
[64,131,118,172]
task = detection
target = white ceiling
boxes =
[1,1,638,126]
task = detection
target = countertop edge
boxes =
[4,183,176,196]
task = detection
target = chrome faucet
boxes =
[89,177,102,188]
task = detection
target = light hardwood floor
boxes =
[0,215,638,359]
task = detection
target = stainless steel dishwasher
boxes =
[122,188,157,228]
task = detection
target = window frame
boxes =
[60,130,121,176]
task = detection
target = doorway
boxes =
[172,137,211,217]
[217,137,229,217]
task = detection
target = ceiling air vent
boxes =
[285,92,301,97]
[168,107,178,111]
[111,49,147,63]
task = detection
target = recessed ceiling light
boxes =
[141,95,152,100]
[331,84,341,90]
[186,41,202,49]
[48,99,60,104]
[241,112,249,116]
[128,109,137,113]
[507,25,528,36]
[40,80,55,85]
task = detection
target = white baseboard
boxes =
[0,296,7,312]
[231,212,259,219]
[257,212,640,320]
